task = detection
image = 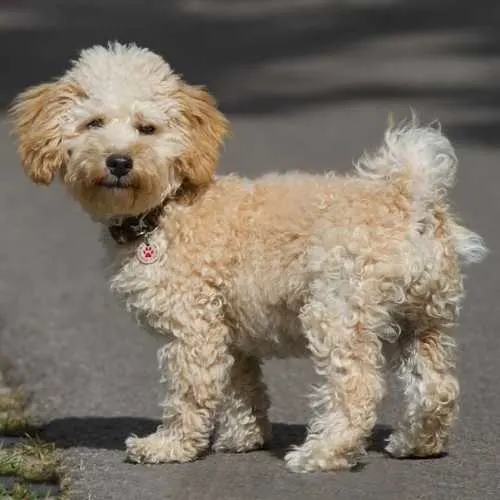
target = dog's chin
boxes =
[94,179,136,208]
[75,181,164,219]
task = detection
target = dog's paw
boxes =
[385,431,446,458]
[212,421,270,453]
[284,446,354,473]
[125,432,197,464]
[384,431,413,458]
[212,433,266,453]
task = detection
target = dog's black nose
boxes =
[106,154,133,177]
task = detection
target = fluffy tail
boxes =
[355,120,457,206]
[356,119,487,265]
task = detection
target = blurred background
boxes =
[1,0,499,144]
[0,1,499,499]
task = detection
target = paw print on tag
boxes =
[136,241,160,264]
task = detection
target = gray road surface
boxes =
[0,1,499,499]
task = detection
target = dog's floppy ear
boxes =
[175,84,229,187]
[10,81,84,185]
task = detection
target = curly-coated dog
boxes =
[11,43,486,472]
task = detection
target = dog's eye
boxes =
[85,118,104,130]
[137,124,156,135]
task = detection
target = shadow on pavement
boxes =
[42,417,159,450]
[42,417,393,457]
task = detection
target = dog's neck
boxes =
[105,182,206,245]
[107,201,168,245]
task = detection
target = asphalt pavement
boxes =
[0,1,499,499]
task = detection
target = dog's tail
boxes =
[355,117,487,265]
[355,118,457,207]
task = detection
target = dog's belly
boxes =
[228,302,308,359]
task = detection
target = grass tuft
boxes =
[0,390,36,436]
[0,382,70,498]
[0,481,42,500]
[0,390,25,412]
[0,438,61,483]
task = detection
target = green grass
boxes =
[0,390,25,412]
[0,386,70,498]
[0,481,43,500]
[0,390,36,436]
[0,439,61,483]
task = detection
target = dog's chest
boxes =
[105,232,174,338]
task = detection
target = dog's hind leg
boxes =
[212,351,271,453]
[285,276,388,472]
[386,309,460,458]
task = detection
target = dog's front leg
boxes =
[212,351,271,453]
[126,316,233,464]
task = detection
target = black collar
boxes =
[107,199,168,245]
[107,184,199,244]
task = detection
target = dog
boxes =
[10,42,486,472]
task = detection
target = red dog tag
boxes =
[136,241,160,264]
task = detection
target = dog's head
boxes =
[11,42,228,218]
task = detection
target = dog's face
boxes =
[11,43,228,218]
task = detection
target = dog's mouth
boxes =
[96,177,132,189]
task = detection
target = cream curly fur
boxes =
[11,43,486,472]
